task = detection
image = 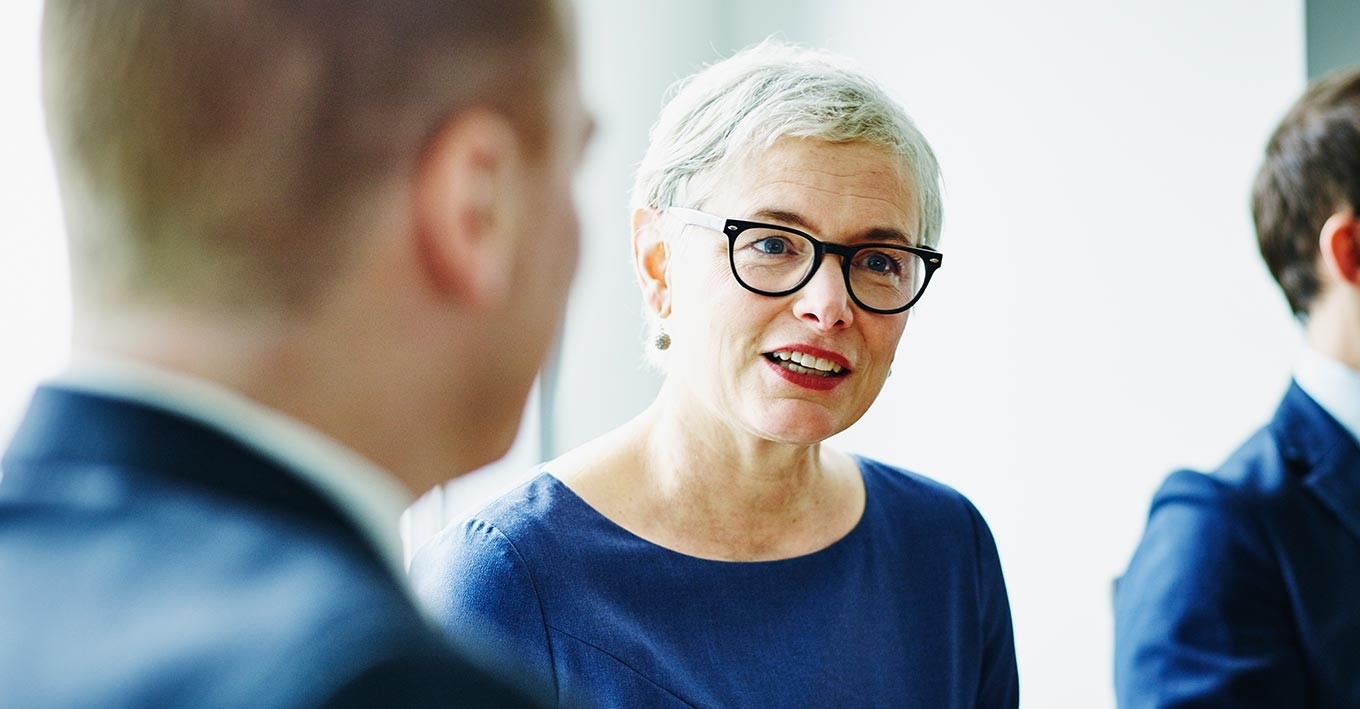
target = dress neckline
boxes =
[536,456,874,566]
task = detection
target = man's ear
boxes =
[632,207,672,318]
[1319,208,1360,288]
[412,108,523,307]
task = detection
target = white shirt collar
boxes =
[1294,345,1360,447]
[50,354,414,590]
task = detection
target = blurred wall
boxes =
[0,1,68,447]
[1307,0,1360,78]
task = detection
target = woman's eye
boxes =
[863,251,899,273]
[754,237,790,254]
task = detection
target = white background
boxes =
[0,1,67,446]
[2,2,1307,707]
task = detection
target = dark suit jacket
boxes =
[1114,383,1360,708]
[0,386,536,707]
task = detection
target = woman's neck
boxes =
[645,397,824,504]
[553,387,864,561]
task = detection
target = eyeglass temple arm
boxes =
[665,206,727,232]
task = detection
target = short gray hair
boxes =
[632,39,943,247]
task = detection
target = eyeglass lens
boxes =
[731,227,924,311]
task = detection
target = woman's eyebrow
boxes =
[858,228,914,246]
[750,207,816,231]
[750,207,915,246]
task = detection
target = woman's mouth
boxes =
[764,350,850,378]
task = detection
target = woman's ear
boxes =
[412,107,523,308]
[1320,209,1360,288]
[632,207,672,318]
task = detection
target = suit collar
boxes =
[1294,346,1360,446]
[2,386,392,577]
[48,355,412,584]
[1275,382,1360,544]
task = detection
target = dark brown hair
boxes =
[42,0,564,309]
[1252,68,1360,318]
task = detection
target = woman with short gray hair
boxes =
[413,40,1019,708]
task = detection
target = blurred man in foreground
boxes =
[0,1,591,705]
[1115,69,1360,707]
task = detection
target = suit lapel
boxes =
[1276,383,1360,546]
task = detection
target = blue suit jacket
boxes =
[1114,383,1360,707]
[0,386,536,707]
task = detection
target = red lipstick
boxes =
[763,344,852,392]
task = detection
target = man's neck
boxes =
[73,287,523,499]
[1305,298,1360,371]
[73,305,422,492]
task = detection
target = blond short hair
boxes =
[43,0,564,310]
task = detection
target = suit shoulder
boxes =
[1152,427,1293,521]
[211,515,535,705]
[1211,426,1292,495]
[0,467,490,704]
[274,603,538,707]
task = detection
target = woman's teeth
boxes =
[768,350,845,376]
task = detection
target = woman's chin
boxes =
[745,408,847,446]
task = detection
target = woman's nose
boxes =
[792,258,854,330]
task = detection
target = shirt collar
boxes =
[49,353,414,589]
[1294,345,1360,447]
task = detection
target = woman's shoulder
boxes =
[455,471,587,550]
[408,474,567,573]
[857,456,973,507]
[855,456,993,542]
[407,472,591,609]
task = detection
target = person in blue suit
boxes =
[0,1,592,706]
[1114,69,1360,707]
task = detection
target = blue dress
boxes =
[410,457,1018,708]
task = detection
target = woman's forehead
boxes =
[716,138,919,235]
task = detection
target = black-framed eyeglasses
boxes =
[667,206,942,314]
